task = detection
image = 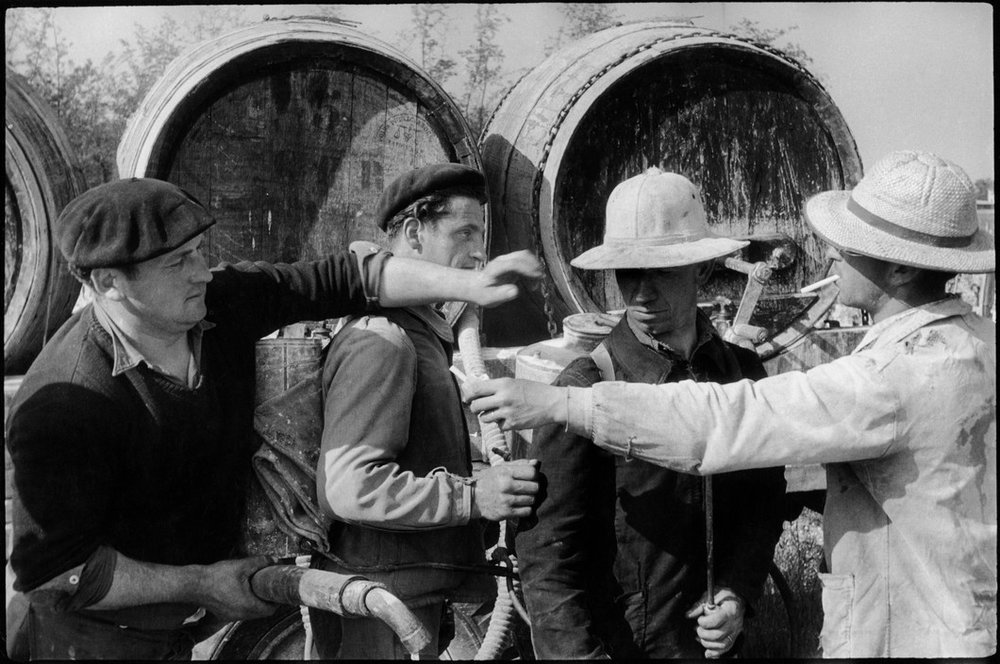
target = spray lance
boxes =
[704,475,716,611]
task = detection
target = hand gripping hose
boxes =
[249,565,431,657]
[455,305,521,660]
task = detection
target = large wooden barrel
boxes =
[482,22,863,349]
[5,70,87,373]
[117,16,484,299]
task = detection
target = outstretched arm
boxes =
[380,250,543,308]
[465,355,900,474]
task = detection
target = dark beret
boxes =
[374,163,486,231]
[56,178,216,269]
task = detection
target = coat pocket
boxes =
[818,573,854,658]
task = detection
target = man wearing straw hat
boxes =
[5,177,542,660]
[516,167,786,659]
[465,151,997,657]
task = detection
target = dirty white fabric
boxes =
[585,296,996,657]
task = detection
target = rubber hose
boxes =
[456,306,510,463]
[475,519,516,660]
[456,306,518,660]
[249,566,432,657]
[364,587,433,657]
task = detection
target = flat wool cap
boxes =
[374,163,485,230]
[57,178,216,269]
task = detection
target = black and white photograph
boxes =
[4,3,994,660]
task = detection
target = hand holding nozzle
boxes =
[463,377,568,432]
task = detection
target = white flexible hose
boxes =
[455,305,518,660]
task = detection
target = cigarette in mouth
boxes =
[800,274,840,293]
[449,365,468,383]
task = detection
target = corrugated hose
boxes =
[455,305,525,660]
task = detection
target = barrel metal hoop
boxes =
[525,27,829,334]
[480,67,533,145]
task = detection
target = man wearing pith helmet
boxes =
[4,176,542,660]
[466,151,997,657]
[516,167,786,659]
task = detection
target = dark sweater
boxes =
[516,315,787,659]
[6,253,377,599]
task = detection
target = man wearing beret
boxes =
[5,177,541,660]
[466,151,996,657]
[309,163,542,659]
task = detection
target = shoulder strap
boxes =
[590,341,615,382]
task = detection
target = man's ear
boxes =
[90,268,126,301]
[695,260,715,286]
[401,217,422,251]
[886,263,920,289]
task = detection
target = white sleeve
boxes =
[589,353,900,474]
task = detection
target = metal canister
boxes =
[513,313,619,445]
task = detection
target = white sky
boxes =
[17,2,996,179]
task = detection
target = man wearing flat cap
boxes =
[309,163,541,659]
[5,177,541,660]
[466,151,997,657]
[515,168,785,659]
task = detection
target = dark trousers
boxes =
[20,603,217,660]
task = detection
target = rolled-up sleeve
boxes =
[349,240,391,310]
[589,354,900,473]
[316,317,472,529]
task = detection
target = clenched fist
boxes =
[471,458,541,521]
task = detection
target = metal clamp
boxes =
[719,238,797,348]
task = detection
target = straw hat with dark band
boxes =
[571,167,746,270]
[805,150,994,274]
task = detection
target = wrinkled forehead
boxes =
[437,195,485,224]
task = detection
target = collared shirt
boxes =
[580,296,997,657]
[92,302,214,388]
[624,307,716,369]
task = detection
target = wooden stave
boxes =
[4,71,87,374]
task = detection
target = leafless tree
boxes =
[728,19,816,70]
[459,4,509,137]
[5,7,254,184]
[401,4,457,84]
[544,3,622,56]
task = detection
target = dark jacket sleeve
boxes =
[712,466,786,609]
[713,344,787,610]
[515,358,619,659]
[7,380,121,592]
[205,250,387,343]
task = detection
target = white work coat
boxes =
[585,297,996,657]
